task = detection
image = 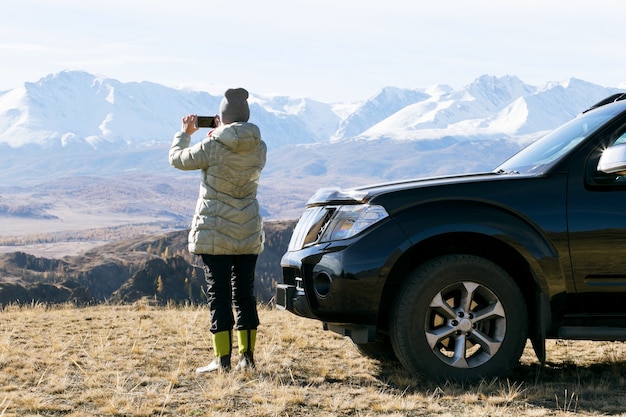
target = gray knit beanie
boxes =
[219,88,250,124]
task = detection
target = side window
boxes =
[613,132,626,146]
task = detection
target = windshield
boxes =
[495,104,625,175]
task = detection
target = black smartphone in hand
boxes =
[196,116,216,128]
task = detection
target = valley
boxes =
[0,71,620,307]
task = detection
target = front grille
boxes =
[287,206,335,251]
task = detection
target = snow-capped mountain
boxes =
[0,71,338,151]
[358,76,616,140]
[333,86,432,140]
[1,70,619,153]
[0,70,621,221]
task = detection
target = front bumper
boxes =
[276,217,408,326]
[276,283,377,343]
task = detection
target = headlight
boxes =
[319,204,388,242]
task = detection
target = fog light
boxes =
[314,272,332,298]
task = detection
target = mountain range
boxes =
[0,71,621,231]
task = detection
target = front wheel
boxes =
[390,254,528,381]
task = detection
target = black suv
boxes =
[277,93,626,381]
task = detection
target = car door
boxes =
[566,122,626,313]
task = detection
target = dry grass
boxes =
[1,304,626,416]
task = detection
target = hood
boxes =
[306,172,500,206]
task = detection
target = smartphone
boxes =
[196,116,216,128]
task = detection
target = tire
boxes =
[390,254,528,381]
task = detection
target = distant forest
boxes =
[0,220,297,306]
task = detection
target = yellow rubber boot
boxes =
[235,329,256,370]
[196,331,231,373]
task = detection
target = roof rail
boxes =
[583,93,626,113]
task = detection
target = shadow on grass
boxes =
[509,360,626,414]
[374,358,626,415]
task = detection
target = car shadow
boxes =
[375,358,626,415]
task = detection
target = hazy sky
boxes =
[2,0,626,102]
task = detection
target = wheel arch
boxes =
[379,232,536,319]
[376,212,558,363]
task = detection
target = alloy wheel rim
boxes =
[424,281,506,368]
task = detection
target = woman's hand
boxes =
[181,114,200,136]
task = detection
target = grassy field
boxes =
[1,303,626,416]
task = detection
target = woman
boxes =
[169,88,266,372]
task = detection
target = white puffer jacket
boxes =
[169,122,266,255]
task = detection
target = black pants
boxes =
[201,254,260,334]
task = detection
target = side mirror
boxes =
[598,143,626,174]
